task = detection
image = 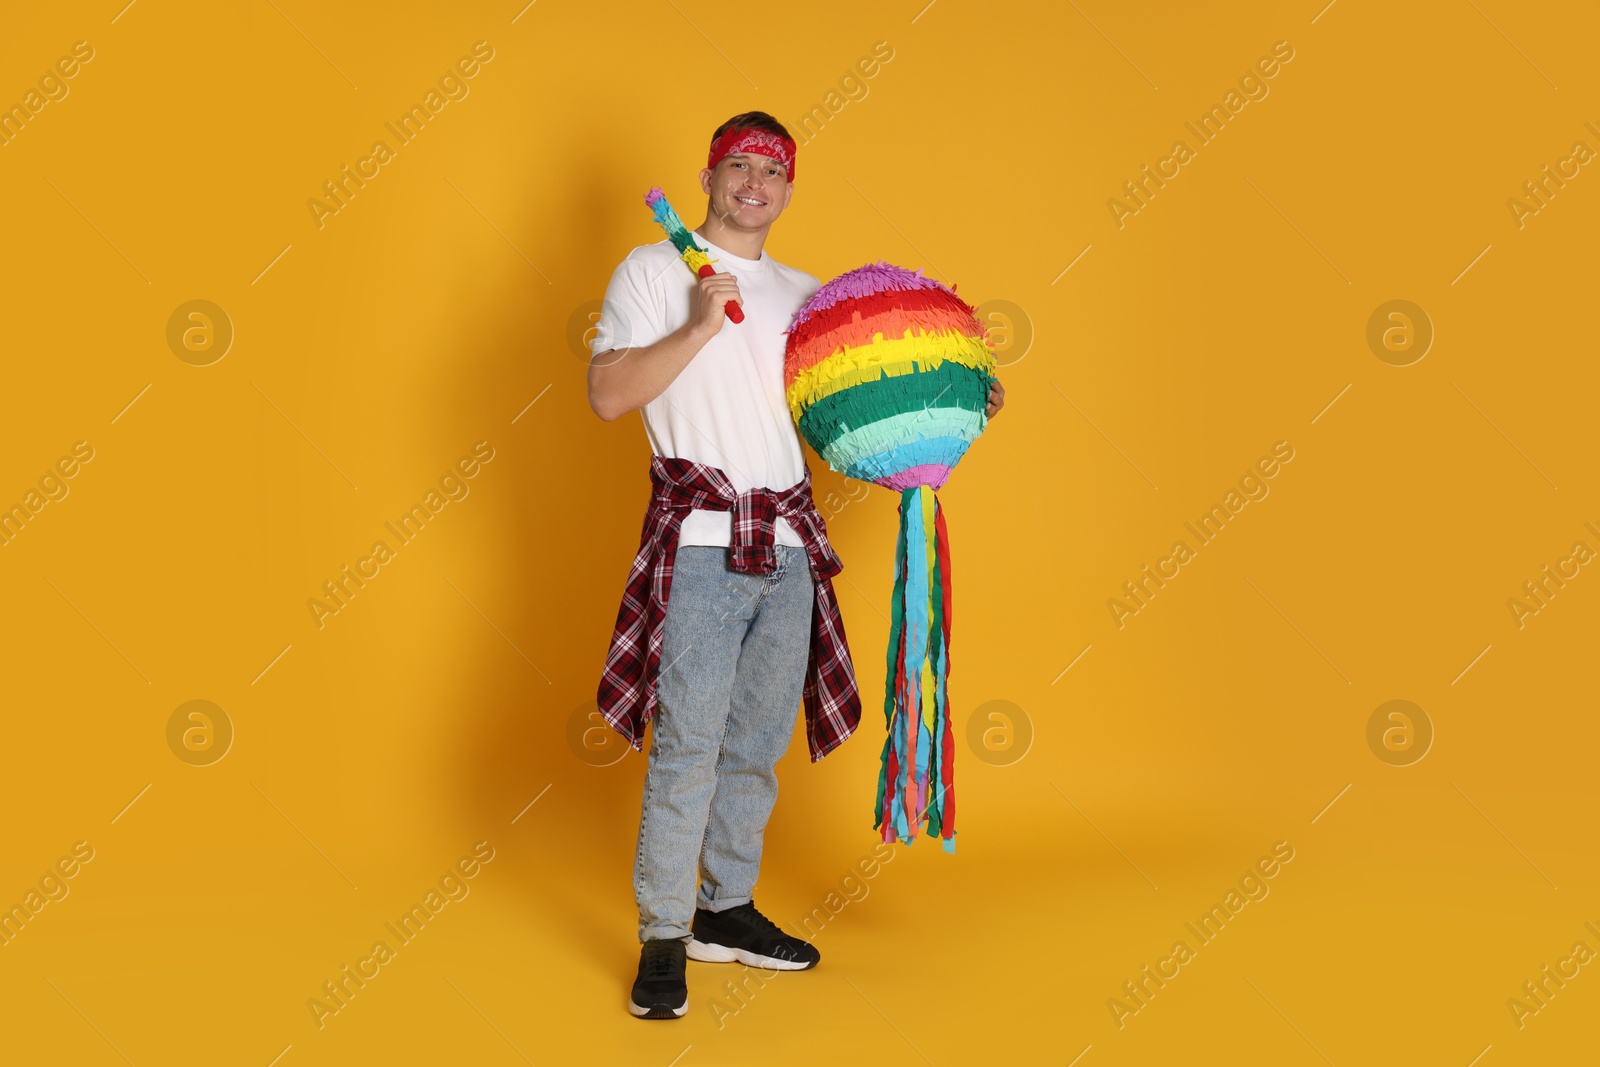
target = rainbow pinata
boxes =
[783,261,999,854]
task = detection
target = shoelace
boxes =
[643,942,683,979]
[727,903,786,942]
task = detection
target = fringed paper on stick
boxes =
[783,261,998,854]
[643,187,744,323]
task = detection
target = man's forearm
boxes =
[588,319,718,422]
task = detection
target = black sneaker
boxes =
[686,901,820,970]
[629,937,689,1019]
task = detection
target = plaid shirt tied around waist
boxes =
[597,455,862,762]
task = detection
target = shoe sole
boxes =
[686,937,817,970]
[628,996,688,1019]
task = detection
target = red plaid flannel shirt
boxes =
[597,455,862,762]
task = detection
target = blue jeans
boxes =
[634,544,816,943]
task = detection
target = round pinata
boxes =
[783,261,999,853]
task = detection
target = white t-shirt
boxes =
[591,235,820,548]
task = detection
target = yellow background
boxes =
[3,1,1597,1064]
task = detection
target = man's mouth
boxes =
[734,195,766,207]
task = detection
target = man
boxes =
[587,111,1004,1021]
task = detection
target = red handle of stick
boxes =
[696,263,744,323]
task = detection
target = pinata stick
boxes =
[643,187,744,324]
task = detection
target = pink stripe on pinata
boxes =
[881,464,954,491]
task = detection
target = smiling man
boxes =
[587,111,1003,1022]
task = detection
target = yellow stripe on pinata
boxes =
[785,328,996,423]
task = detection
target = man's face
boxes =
[700,152,793,229]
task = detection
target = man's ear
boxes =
[699,167,713,194]
[783,182,794,208]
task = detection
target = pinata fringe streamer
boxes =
[873,484,957,853]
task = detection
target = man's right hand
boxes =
[588,268,743,422]
[691,271,742,337]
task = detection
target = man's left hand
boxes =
[985,377,1006,418]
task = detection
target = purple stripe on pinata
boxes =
[786,261,960,333]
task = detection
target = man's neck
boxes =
[694,217,768,261]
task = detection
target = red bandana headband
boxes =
[707,126,797,181]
